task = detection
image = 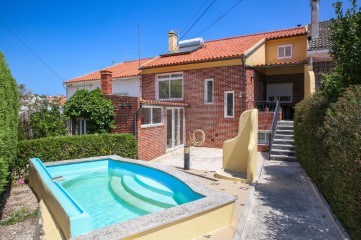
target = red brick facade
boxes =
[100,70,112,95]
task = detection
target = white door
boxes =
[166,108,184,149]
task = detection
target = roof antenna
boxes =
[138,23,141,67]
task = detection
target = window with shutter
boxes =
[277,44,292,59]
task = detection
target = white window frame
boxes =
[258,130,270,145]
[224,91,234,118]
[76,118,86,135]
[204,79,214,104]
[277,44,293,59]
[141,106,164,128]
[156,72,183,100]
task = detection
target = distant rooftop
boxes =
[308,21,332,51]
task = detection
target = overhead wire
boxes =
[195,0,244,36]
[0,21,64,81]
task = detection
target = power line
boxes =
[196,0,244,36]
[0,21,64,81]
[179,0,216,41]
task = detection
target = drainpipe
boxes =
[241,54,246,112]
[134,104,143,139]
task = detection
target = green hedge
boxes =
[13,133,137,179]
[0,51,19,192]
[295,87,361,239]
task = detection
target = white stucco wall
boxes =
[65,77,141,99]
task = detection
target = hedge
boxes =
[13,133,137,179]
[294,87,361,239]
[0,51,19,193]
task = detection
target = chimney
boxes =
[310,0,320,39]
[100,70,112,95]
[168,30,178,52]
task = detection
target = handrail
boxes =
[246,101,278,111]
[269,100,281,160]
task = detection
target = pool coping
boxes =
[42,155,236,240]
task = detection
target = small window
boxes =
[258,131,270,145]
[277,44,292,59]
[204,79,214,104]
[141,106,163,126]
[76,118,86,135]
[224,91,234,118]
[156,73,183,100]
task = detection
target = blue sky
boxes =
[0,0,351,96]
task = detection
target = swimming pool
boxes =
[29,155,235,239]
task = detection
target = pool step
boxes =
[109,177,164,214]
[122,175,177,208]
[134,175,174,197]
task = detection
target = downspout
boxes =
[241,54,246,112]
[134,104,143,139]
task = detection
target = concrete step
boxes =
[274,134,294,140]
[272,144,295,151]
[273,138,294,145]
[275,129,294,135]
[270,154,296,162]
[277,120,294,127]
[271,149,295,156]
[277,125,294,131]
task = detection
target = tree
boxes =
[63,89,115,134]
[0,51,19,192]
[18,84,67,140]
[30,100,67,139]
[322,0,361,97]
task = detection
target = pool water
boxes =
[46,160,203,231]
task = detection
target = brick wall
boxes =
[313,61,334,90]
[142,65,249,148]
[258,112,281,130]
[105,95,140,134]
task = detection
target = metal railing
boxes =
[269,100,281,160]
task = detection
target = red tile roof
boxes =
[254,60,307,67]
[141,99,190,107]
[141,27,306,69]
[65,58,152,83]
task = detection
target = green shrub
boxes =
[294,93,331,185]
[0,51,19,193]
[322,85,361,239]
[13,133,137,179]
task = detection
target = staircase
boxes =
[270,120,296,161]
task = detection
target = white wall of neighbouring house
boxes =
[112,77,141,97]
[65,77,141,99]
[66,80,101,99]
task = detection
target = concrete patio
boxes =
[150,147,349,240]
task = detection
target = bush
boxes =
[322,85,361,239]
[0,52,19,193]
[13,133,137,179]
[294,93,331,185]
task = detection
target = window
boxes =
[258,131,270,145]
[204,79,214,104]
[267,83,293,103]
[277,44,292,59]
[224,91,234,118]
[156,73,183,100]
[67,120,73,135]
[141,106,163,126]
[76,118,86,135]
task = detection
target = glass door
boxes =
[166,108,184,149]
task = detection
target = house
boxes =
[64,58,152,99]
[64,1,328,160]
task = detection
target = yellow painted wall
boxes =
[35,200,64,240]
[221,109,258,183]
[304,65,316,97]
[125,203,235,240]
[246,42,266,66]
[265,36,307,64]
[141,58,242,74]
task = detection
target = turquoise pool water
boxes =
[38,159,203,235]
